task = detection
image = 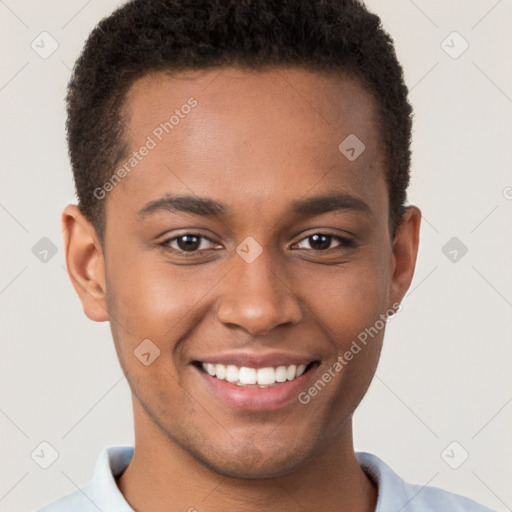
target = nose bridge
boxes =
[216,243,303,336]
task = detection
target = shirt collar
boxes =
[356,451,410,511]
[85,446,134,511]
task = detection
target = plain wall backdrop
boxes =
[1,1,511,511]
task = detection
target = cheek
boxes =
[105,252,219,355]
[293,252,390,400]
[296,257,391,346]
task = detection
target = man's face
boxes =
[78,67,416,478]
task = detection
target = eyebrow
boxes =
[137,192,371,219]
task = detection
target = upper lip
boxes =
[192,351,318,369]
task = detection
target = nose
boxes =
[216,249,303,336]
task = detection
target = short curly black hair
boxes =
[66,0,413,246]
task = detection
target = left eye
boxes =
[294,233,352,251]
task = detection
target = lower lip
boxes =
[194,364,317,412]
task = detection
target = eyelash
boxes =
[158,232,356,257]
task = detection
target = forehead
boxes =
[109,66,386,221]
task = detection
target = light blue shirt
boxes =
[35,446,496,511]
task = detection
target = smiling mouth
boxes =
[193,361,318,388]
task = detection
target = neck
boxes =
[117,401,377,512]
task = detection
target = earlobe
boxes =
[62,204,109,322]
[390,206,421,306]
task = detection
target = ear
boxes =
[390,206,421,306]
[62,204,109,322]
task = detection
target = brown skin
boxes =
[62,67,421,512]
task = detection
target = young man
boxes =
[37,0,495,511]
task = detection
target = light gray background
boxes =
[1,1,511,511]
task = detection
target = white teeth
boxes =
[225,365,239,382]
[286,364,297,380]
[257,367,275,386]
[200,362,310,387]
[215,364,226,379]
[239,367,257,385]
[275,366,287,382]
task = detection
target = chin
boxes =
[165,423,316,480]
[191,444,311,480]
